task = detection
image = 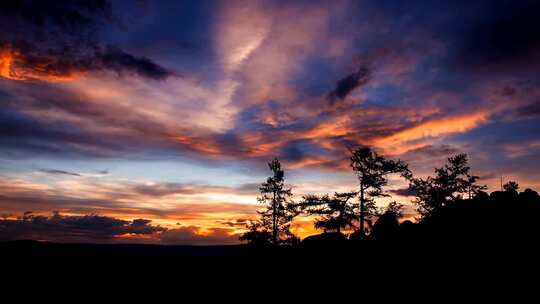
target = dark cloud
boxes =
[457,0,540,70]
[0,0,174,80]
[38,168,81,177]
[99,46,173,79]
[0,211,244,244]
[0,211,165,243]
[281,141,306,162]
[389,187,416,197]
[0,0,113,32]
[160,227,239,245]
[515,102,540,118]
[217,219,248,228]
[365,1,540,75]
[327,67,369,104]
[405,145,461,159]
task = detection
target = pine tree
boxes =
[240,158,298,246]
[409,153,486,218]
[350,147,410,237]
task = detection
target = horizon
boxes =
[1,0,540,245]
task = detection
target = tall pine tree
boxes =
[240,158,298,246]
[350,147,410,238]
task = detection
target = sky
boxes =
[1,0,540,244]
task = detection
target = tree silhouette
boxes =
[300,191,357,234]
[350,147,410,237]
[409,153,486,218]
[240,158,298,246]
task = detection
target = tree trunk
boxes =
[359,183,365,237]
[272,190,277,246]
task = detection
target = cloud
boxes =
[374,112,490,154]
[403,144,461,159]
[0,212,165,243]
[98,46,174,80]
[130,182,259,198]
[389,187,416,197]
[216,218,248,228]
[224,0,349,106]
[38,168,82,177]
[0,71,239,159]
[0,210,247,244]
[515,102,540,118]
[328,67,370,104]
[0,176,259,229]
[160,226,240,245]
[215,0,271,73]
[0,0,174,81]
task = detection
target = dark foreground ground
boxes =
[2,239,538,267]
[1,240,538,295]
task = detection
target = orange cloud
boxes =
[0,48,76,81]
[173,134,223,156]
[303,116,354,139]
[374,112,489,154]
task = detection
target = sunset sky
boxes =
[1,0,540,244]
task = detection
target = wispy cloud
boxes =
[38,169,82,177]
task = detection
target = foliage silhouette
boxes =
[299,191,357,234]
